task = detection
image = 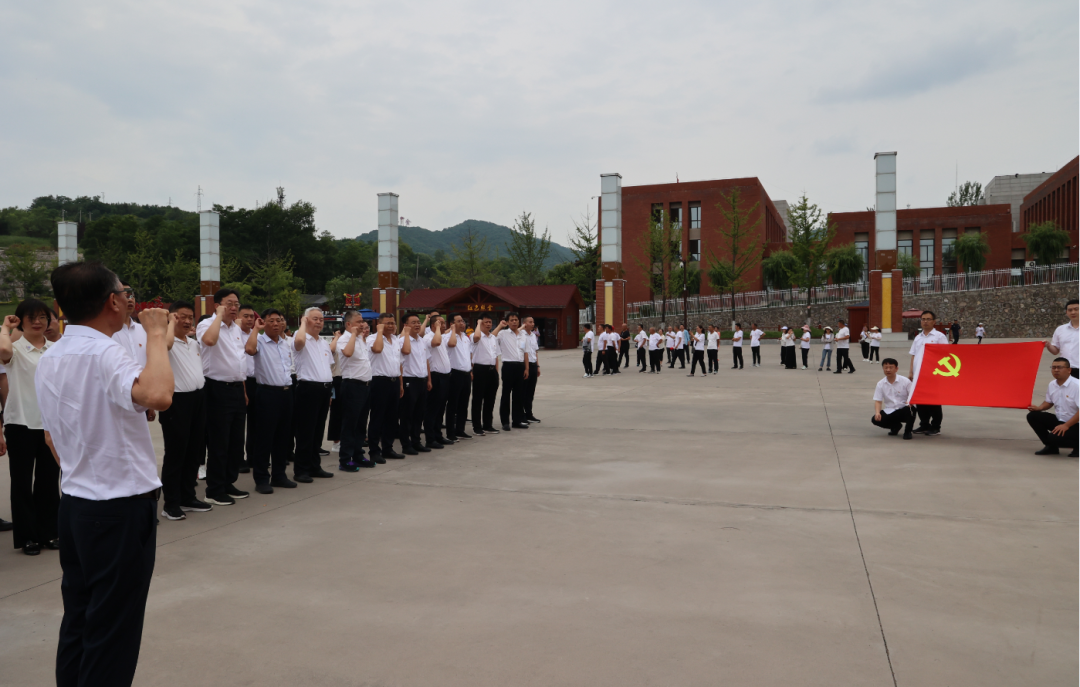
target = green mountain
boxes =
[356,219,575,269]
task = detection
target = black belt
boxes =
[206,378,244,387]
[104,488,159,501]
[342,378,369,386]
[257,383,292,391]
[297,380,332,388]
[475,363,495,369]
[503,360,525,365]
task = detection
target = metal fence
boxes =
[579,304,595,324]
[903,263,1078,295]
[627,282,869,320]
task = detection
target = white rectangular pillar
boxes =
[199,211,220,283]
[600,173,622,266]
[377,193,399,277]
[57,221,78,265]
[874,152,897,251]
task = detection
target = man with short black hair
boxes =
[872,357,915,440]
[648,326,663,373]
[471,315,502,435]
[1046,299,1079,378]
[834,319,855,373]
[605,324,620,374]
[334,312,376,468]
[498,312,529,431]
[446,315,473,438]
[238,304,257,474]
[580,324,594,378]
[399,314,431,455]
[423,315,455,448]
[111,279,147,370]
[292,307,336,480]
[521,316,541,422]
[1026,357,1078,457]
[244,308,300,490]
[619,322,631,369]
[635,324,648,373]
[369,313,410,457]
[909,310,949,436]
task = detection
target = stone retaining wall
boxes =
[629,302,853,333]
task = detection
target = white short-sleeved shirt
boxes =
[425,330,452,375]
[1051,322,1079,369]
[675,332,685,349]
[750,329,763,347]
[835,327,851,349]
[648,333,662,351]
[252,333,294,387]
[595,332,608,350]
[975,326,986,338]
[196,317,247,382]
[472,332,499,365]
[168,336,204,393]
[874,375,912,415]
[367,333,404,378]
[498,329,525,363]
[449,332,473,371]
[522,330,539,363]
[732,330,743,348]
[337,331,372,382]
[908,328,949,381]
[36,325,161,500]
[1045,376,1079,423]
[403,334,430,378]
[801,332,811,349]
[112,319,147,370]
[707,332,720,350]
[582,330,594,351]
[692,333,705,351]
[4,337,51,428]
[241,329,257,378]
[635,331,647,349]
[294,334,334,383]
[666,332,677,348]
[870,332,882,347]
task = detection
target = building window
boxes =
[651,203,664,226]
[1011,248,1026,269]
[854,233,869,283]
[941,228,957,275]
[920,236,935,279]
[669,203,682,231]
[688,239,701,263]
[689,203,701,229]
[898,230,913,259]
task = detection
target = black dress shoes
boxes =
[455,432,472,439]
[255,484,274,495]
[293,473,314,483]
[23,541,41,556]
[384,450,406,459]
[310,468,335,478]
[44,538,60,550]
[511,422,530,429]
[501,424,512,432]
[270,477,298,488]
[238,460,251,474]
[482,427,500,434]
[369,453,386,464]
[1034,446,1060,455]
[414,444,432,453]
[0,518,12,532]
[355,458,377,468]
[402,447,419,456]
[424,443,444,450]
[438,437,456,445]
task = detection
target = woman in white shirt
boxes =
[0,300,59,555]
[868,326,882,362]
[800,325,812,369]
[859,325,871,361]
[975,323,986,344]
[782,326,797,369]
[731,323,744,370]
[688,326,707,377]
[818,326,833,371]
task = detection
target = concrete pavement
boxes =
[0,344,1075,685]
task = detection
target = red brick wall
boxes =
[1019,156,1079,262]
[616,177,786,305]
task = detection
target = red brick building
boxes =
[613,177,788,305]
[1019,155,1079,262]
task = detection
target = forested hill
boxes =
[356,219,574,269]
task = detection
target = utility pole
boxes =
[196,185,203,213]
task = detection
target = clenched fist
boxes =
[138,308,171,337]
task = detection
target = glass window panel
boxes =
[920,238,935,279]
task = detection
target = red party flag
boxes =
[909,342,1044,409]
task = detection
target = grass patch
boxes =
[0,235,52,249]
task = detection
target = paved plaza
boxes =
[0,342,1076,686]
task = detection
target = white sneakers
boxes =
[331,444,340,453]
[197,465,207,480]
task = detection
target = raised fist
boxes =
[2,315,20,331]
[215,304,226,319]
[138,308,170,336]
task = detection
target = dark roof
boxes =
[397,287,466,309]
[400,284,584,310]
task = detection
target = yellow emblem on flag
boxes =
[932,353,961,377]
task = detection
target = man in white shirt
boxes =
[872,357,915,439]
[368,312,410,458]
[159,301,213,520]
[238,304,258,474]
[581,324,595,378]
[471,315,503,434]
[291,307,336,479]
[604,324,621,375]
[706,325,720,373]
[749,323,764,367]
[1046,298,1079,379]
[497,312,530,431]
[521,317,542,422]
[423,315,456,449]
[635,325,648,373]
[673,325,687,369]
[399,314,431,455]
[595,325,610,375]
[665,326,677,367]
[833,318,855,374]
[39,261,174,687]
[111,280,148,370]
[197,288,250,506]
[648,327,663,373]
[975,323,986,344]
[732,323,745,370]
[245,308,301,489]
[447,314,474,438]
[1026,357,1079,456]
[908,310,950,436]
[800,325,812,370]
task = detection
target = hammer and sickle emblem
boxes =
[932,354,961,377]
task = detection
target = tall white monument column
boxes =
[872,152,901,334]
[57,221,78,265]
[597,173,626,327]
[374,192,402,316]
[198,210,221,317]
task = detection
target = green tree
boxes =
[672,262,701,296]
[706,187,765,322]
[824,243,865,284]
[83,214,142,272]
[160,250,200,303]
[2,245,56,298]
[506,211,552,285]
[1022,221,1070,266]
[633,210,679,301]
[124,228,160,301]
[325,275,366,312]
[896,252,919,278]
[761,250,798,291]
[223,253,304,317]
[947,181,984,207]
[952,232,990,272]
[784,194,835,302]
[564,211,600,304]
[437,227,493,287]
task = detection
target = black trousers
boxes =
[690,349,706,374]
[447,369,472,436]
[751,346,761,365]
[425,372,451,444]
[666,348,674,365]
[500,361,526,426]
[671,349,686,368]
[707,349,718,372]
[835,348,855,372]
[368,376,401,454]
[582,350,593,375]
[595,349,606,374]
[619,343,630,368]
[399,376,428,448]
[733,347,744,368]
[860,341,870,359]
[801,348,809,367]
[869,346,880,362]
[251,385,293,483]
[872,407,916,434]
[337,379,370,461]
[293,381,331,476]
[783,347,796,369]
[471,364,498,431]
[915,404,942,431]
[1026,411,1078,449]
[6,424,60,549]
[159,389,206,508]
[244,376,257,462]
[204,380,246,499]
[523,362,539,418]
[606,348,619,374]
[327,376,344,442]
[56,494,156,687]
[649,349,662,372]
[637,347,647,370]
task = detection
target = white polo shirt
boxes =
[909,328,949,380]
[449,331,473,371]
[425,330,452,375]
[112,318,147,370]
[367,333,404,378]
[4,337,51,428]
[582,330,594,351]
[648,333,662,351]
[750,328,763,347]
[196,317,247,382]
[692,332,705,351]
[873,375,913,415]
[36,325,161,500]
[707,332,720,350]
[635,331,647,349]
[1045,376,1079,423]
[402,334,429,378]
[522,330,539,363]
[666,332,677,349]
[835,326,851,349]
[294,333,334,383]
[168,335,204,393]
[498,328,525,363]
[252,333,294,387]
[1051,322,1079,369]
[240,328,256,378]
[675,332,685,350]
[337,331,372,382]
[732,330,743,348]
[472,331,498,365]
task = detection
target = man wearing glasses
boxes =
[1026,358,1079,457]
[111,281,147,369]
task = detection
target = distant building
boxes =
[982,172,1054,232]
[1019,156,1079,263]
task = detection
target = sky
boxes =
[1,0,1076,247]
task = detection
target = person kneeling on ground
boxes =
[872,358,915,440]
[1026,357,1078,457]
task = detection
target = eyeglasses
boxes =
[121,288,134,296]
